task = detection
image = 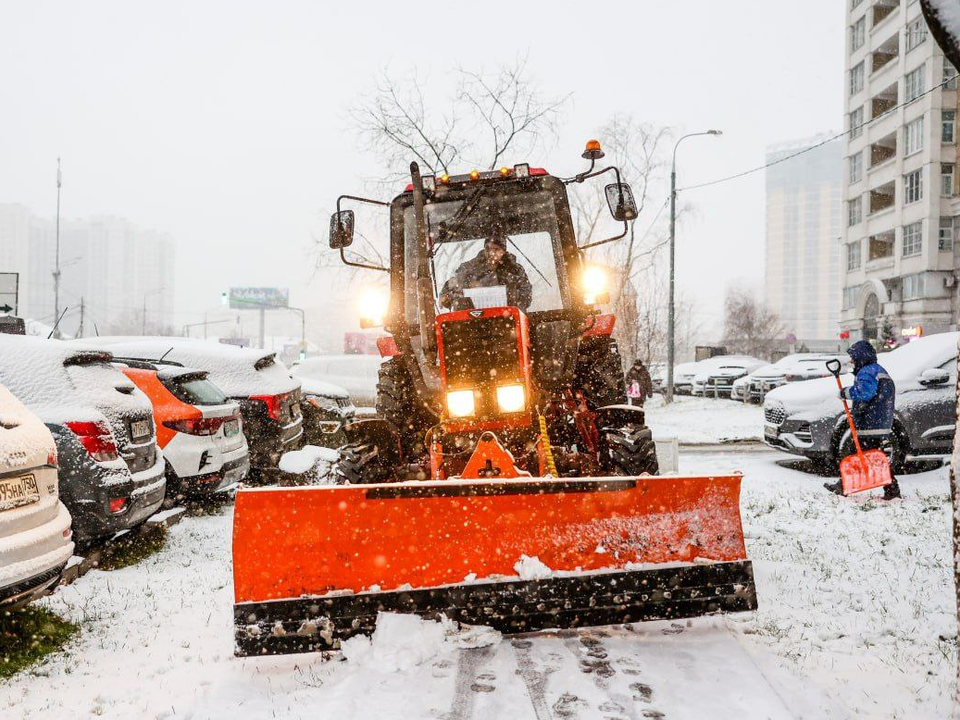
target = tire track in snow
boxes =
[511,638,556,720]
[444,646,495,720]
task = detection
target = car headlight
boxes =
[496,384,526,413]
[446,389,476,418]
[581,265,610,305]
[359,287,389,329]
[305,394,338,412]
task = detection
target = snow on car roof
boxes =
[0,380,55,470]
[74,336,299,397]
[298,377,350,399]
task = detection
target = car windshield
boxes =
[402,185,566,323]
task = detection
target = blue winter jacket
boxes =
[840,340,896,435]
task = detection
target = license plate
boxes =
[130,419,152,440]
[0,473,39,510]
[764,424,778,439]
[224,419,240,437]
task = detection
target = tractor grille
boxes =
[764,403,786,426]
[441,315,519,386]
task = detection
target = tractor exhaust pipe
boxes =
[411,162,437,361]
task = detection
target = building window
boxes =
[902,273,925,300]
[904,116,924,155]
[843,286,859,310]
[940,217,955,250]
[943,163,955,196]
[848,196,862,226]
[943,110,956,142]
[851,17,867,52]
[869,231,895,260]
[849,106,864,139]
[902,221,923,256]
[846,240,862,271]
[904,168,923,204]
[851,0,863,9]
[906,18,927,52]
[945,58,958,90]
[849,152,863,184]
[905,64,925,102]
[851,62,865,96]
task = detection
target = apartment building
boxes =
[840,0,959,341]
[765,135,843,343]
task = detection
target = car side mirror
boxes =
[604,183,638,222]
[329,210,355,249]
[919,368,950,386]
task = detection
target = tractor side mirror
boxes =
[329,210,355,249]
[919,368,950,386]
[604,183,638,222]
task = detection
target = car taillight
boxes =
[108,497,128,514]
[66,421,119,462]
[47,448,58,467]
[163,417,226,436]
[251,394,283,421]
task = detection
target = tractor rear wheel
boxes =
[575,338,627,409]
[376,358,436,459]
[335,441,395,484]
[600,423,659,476]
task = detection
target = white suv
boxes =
[0,381,74,609]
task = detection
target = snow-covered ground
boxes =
[2,449,955,719]
[645,394,763,444]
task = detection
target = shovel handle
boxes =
[825,360,866,463]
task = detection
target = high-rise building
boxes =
[765,135,843,343]
[0,204,175,336]
[840,0,959,341]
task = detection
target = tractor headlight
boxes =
[359,287,389,329]
[581,265,610,305]
[496,384,526,413]
[446,389,476,418]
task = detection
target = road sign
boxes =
[0,273,18,315]
[229,287,289,310]
[785,332,797,345]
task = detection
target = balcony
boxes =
[871,34,899,75]
[869,180,895,215]
[871,0,898,29]
[869,130,897,167]
[871,81,898,119]
[868,229,895,261]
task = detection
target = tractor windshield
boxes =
[402,184,568,324]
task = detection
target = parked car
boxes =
[731,372,754,401]
[0,336,166,544]
[686,356,765,397]
[0,381,74,609]
[296,377,356,448]
[763,333,959,470]
[700,358,766,398]
[671,362,701,395]
[291,354,385,407]
[75,338,303,475]
[746,353,849,403]
[112,359,250,499]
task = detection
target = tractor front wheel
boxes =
[600,423,659,476]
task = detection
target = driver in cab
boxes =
[439,233,533,312]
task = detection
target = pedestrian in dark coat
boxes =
[626,359,654,407]
[439,235,533,312]
[824,340,902,499]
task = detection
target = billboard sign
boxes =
[229,287,289,310]
[0,272,18,315]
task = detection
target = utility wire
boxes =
[678,72,960,192]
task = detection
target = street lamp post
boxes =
[665,130,722,404]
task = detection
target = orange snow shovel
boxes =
[827,358,892,495]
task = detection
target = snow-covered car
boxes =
[730,372,756,401]
[685,356,765,397]
[297,378,355,448]
[746,353,849,403]
[75,338,303,475]
[0,336,166,544]
[292,354,386,408]
[0,380,74,610]
[763,333,959,470]
[112,360,250,499]
[701,358,767,398]
[671,362,701,395]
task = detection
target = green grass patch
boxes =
[96,524,168,570]
[0,605,78,679]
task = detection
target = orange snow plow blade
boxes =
[232,474,757,656]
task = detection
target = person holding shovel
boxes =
[823,340,901,499]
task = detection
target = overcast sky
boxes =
[0,1,843,339]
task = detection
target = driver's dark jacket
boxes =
[441,250,533,311]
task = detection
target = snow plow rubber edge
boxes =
[234,560,757,656]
